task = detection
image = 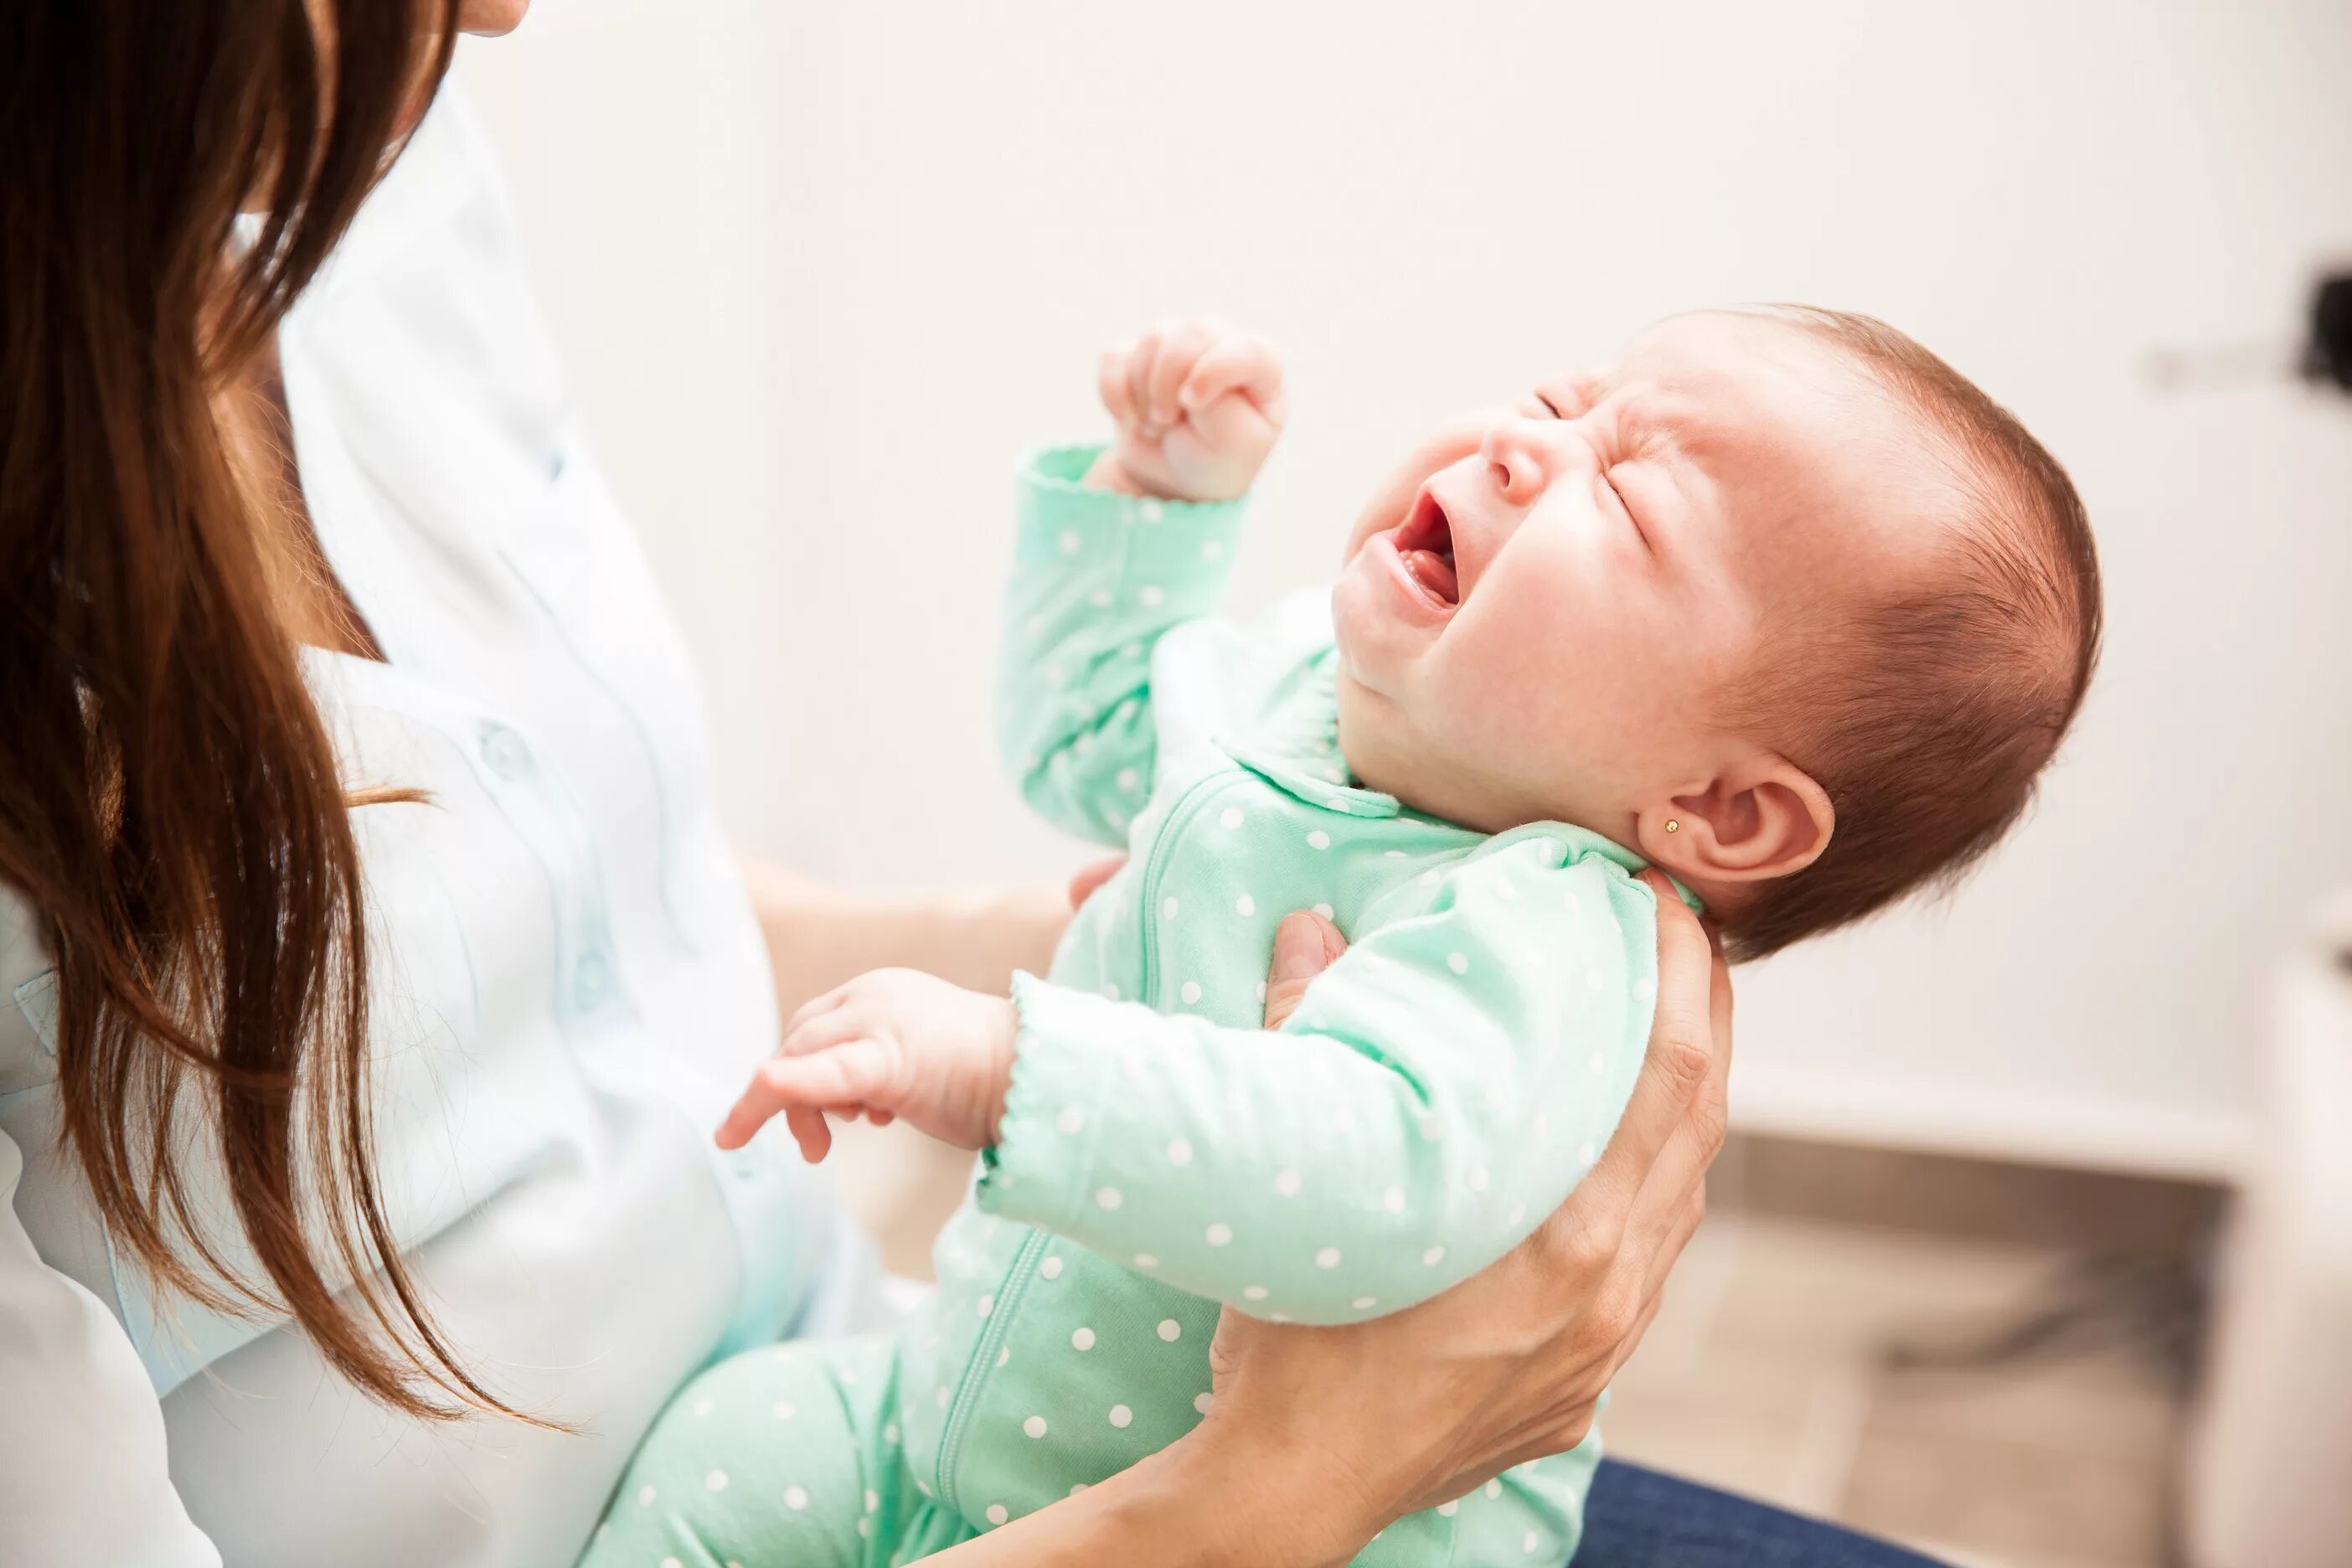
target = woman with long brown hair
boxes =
[0,4,1770,1566]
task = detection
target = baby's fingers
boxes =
[1144,320,1218,429]
[714,1039,902,1154]
[1179,334,1286,424]
[1123,329,1166,435]
[1098,344,1139,430]
[786,1105,832,1163]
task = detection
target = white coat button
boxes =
[478,722,531,781]
[573,949,616,1012]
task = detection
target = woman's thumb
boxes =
[1261,910,1347,1029]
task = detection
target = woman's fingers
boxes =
[1067,854,1127,910]
[1261,910,1347,1028]
[1571,871,1715,1213]
[1602,1182,1707,1394]
[1708,930,1735,1074]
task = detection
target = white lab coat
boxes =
[0,91,871,1568]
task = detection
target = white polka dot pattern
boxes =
[977,549,1655,1545]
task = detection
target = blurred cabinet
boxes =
[2186,890,2352,1568]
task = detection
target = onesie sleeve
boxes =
[996,445,1248,846]
[976,831,1685,1324]
[0,1130,224,1568]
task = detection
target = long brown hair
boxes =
[0,0,524,1421]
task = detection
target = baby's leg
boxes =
[582,1336,926,1568]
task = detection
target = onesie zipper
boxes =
[1132,768,1226,1008]
[933,1228,1047,1514]
[931,766,1228,1514]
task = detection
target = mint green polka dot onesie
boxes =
[583,446,1693,1568]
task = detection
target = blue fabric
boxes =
[1577,1460,1951,1567]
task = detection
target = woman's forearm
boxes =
[919,1431,1377,1568]
[740,857,1069,1015]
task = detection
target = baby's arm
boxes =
[980,834,1679,1323]
[715,833,1685,1321]
[998,323,1285,845]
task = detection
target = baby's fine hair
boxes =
[1719,307,2102,960]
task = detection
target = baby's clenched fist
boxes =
[1091,318,1287,503]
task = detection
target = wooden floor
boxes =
[1603,1137,2219,1568]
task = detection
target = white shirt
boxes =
[0,92,869,1568]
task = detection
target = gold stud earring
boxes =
[1663,819,1680,834]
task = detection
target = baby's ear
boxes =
[1633,755,1834,885]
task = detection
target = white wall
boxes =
[457,0,2352,1181]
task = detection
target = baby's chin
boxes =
[1328,551,1421,690]
[1333,672,1523,837]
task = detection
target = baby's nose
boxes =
[1480,417,1555,503]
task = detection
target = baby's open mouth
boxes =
[1394,490,1461,607]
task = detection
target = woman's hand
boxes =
[917,869,1732,1568]
[739,855,1072,1019]
[1199,869,1732,1538]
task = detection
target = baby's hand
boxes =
[714,968,1018,1163]
[1093,318,1287,503]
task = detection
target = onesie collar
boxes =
[1218,738,1401,818]
[1216,644,1403,818]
